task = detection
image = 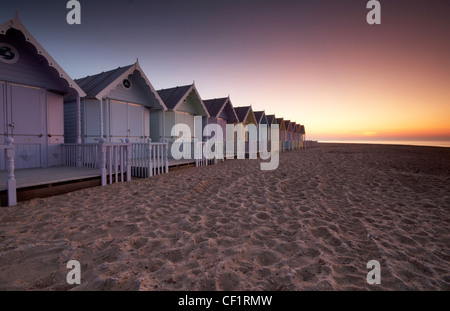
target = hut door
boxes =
[127,103,144,143]
[109,100,128,142]
[109,100,146,143]
[6,84,46,169]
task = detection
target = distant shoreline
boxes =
[318,141,450,148]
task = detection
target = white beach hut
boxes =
[153,83,209,143]
[65,61,167,144]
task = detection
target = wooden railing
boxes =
[1,137,16,206]
[131,140,169,177]
[62,139,132,186]
[62,143,99,168]
[100,140,131,186]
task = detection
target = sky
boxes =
[1,0,449,142]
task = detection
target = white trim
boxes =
[94,61,167,111]
[211,97,238,122]
[172,84,210,118]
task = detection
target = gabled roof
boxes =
[157,84,192,110]
[74,61,166,110]
[276,118,287,131]
[235,106,256,125]
[75,65,130,98]
[253,111,268,125]
[266,114,277,125]
[203,97,238,122]
[157,83,209,116]
[203,97,227,117]
[289,122,297,132]
[284,120,291,130]
[0,12,85,97]
[300,125,306,135]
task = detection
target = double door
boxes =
[1,82,46,169]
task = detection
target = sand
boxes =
[0,143,449,291]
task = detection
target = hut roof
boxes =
[74,61,166,109]
[157,84,209,117]
[253,111,268,124]
[157,84,192,110]
[203,97,238,122]
[234,106,257,125]
[276,118,287,131]
[266,114,277,124]
[289,122,297,131]
[300,125,306,135]
[203,97,227,117]
[284,120,291,130]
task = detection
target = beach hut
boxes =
[288,121,296,150]
[0,13,86,169]
[234,106,257,157]
[253,111,269,143]
[234,106,257,139]
[203,96,239,140]
[153,84,209,164]
[293,123,301,149]
[276,118,287,152]
[300,125,306,148]
[65,61,166,144]
[154,83,209,142]
[265,114,278,142]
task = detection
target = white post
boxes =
[125,139,131,182]
[99,99,104,139]
[147,138,153,177]
[5,137,16,206]
[76,94,82,167]
[164,138,169,173]
[161,110,166,143]
[99,138,107,186]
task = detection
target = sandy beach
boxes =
[0,143,449,290]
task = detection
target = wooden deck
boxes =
[168,158,196,167]
[0,159,198,192]
[0,158,203,206]
[0,167,101,191]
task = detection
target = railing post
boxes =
[125,139,131,182]
[164,139,169,173]
[203,139,208,166]
[76,144,82,167]
[195,140,198,167]
[147,139,153,177]
[5,137,16,206]
[99,138,107,186]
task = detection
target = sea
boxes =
[319,140,450,148]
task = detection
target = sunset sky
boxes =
[1,0,449,142]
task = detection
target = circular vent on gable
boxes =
[0,43,19,64]
[122,79,131,89]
